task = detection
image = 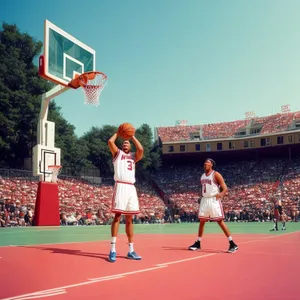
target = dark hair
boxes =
[205,158,216,169]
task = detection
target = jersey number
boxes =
[202,184,206,193]
[127,161,133,171]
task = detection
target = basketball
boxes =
[117,123,135,139]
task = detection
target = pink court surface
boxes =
[1,230,300,300]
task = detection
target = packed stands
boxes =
[1,156,299,226]
[275,158,300,221]
[151,157,300,222]
[0,171,165,227]
[202,120,248,140]
[157,111,300,142]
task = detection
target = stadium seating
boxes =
[151,158,300,222]
[0,174,165,226]
[0,157,299,226]
[157,111,300,142]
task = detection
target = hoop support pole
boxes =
[37,85,69,146]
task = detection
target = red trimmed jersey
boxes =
[113,149,136,184]
[200,171,220,198]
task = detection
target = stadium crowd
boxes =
[0,156,299,227]
[0,173,165,227]
[151,157,300,223]
[157,111,300,142]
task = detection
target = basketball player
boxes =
[188,158,238,253]
[270,198,286,231]
[107,132,144,263]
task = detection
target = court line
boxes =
[89,266,166,281]
[0,230,296,248]
[0,233,231,248]
[156,253,216,266]
[2,230,298,300]
[15,291,66,300]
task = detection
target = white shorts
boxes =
[198,196,224,221]
[111,181,140,215]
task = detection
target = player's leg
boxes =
[217,220,238,252]
[108,213,121,262]
[270,210,279,231]
[189,221,206,250]
[270,218,278,231]
[108,183,127,262]
[125,214,134,243]
[280,213,286,230]
[189,198,208,250]
[125,214,140,260]
[211,197,238,253]
[278,206,286,230]
[111,213,121,240]
[126,185,141,260]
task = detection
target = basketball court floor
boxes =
[1,223,300,300]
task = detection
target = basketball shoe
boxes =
[188,240,201,251]
[228,241,238,253]
[127,251,142,260]
[108,251,116,263]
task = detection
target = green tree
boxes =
[47,101,92,175]
[80,125,119,176]
[0,22,52,167]
[134,123,161,173]
[0,22,162,176]
[0,22,90,175]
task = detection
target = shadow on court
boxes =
[18,246,128,262]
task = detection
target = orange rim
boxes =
[68,71,107,89]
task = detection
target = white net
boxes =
[80,73,108,107]
[48,165,62,183]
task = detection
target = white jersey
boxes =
[200,171,219,198]
[113,149,136,184]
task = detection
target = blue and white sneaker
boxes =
[127,251,142,260]
[108,251,117,263]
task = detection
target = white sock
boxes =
[197,237,201,242]
[228,236,233,242]
[111,237,116,252]
[129,243,134,253]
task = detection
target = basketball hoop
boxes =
[68,71,108,107]
[48,165,62,183]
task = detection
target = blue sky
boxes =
[2,0,300,137]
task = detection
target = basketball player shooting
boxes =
[188,158,239,253]
[107,126,144,263]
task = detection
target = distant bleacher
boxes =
[157,111,300,142]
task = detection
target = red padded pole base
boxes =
[33,182,60,226]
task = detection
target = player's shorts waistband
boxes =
[202,195,217,200]
[115,181,134,185]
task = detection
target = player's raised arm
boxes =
[108,133,119,158]
[131,136,144,163]
[214,171,228,199]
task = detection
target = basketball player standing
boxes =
[107,132,144,262]
[189,158,238,253]
[270,197,286,231]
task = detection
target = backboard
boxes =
[39,19,96,87]
[32,144,61,182]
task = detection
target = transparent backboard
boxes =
[39,20,96,86]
